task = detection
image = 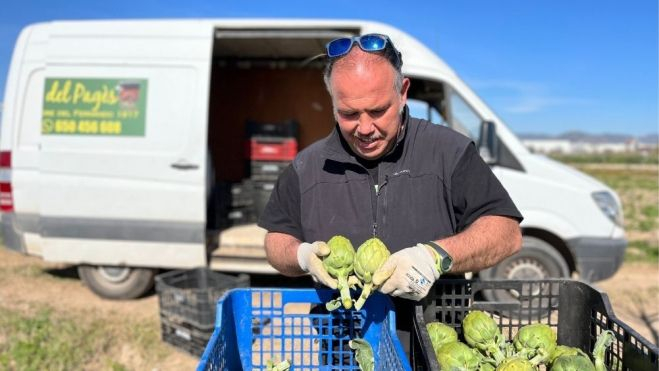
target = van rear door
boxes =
[38,21,213,268]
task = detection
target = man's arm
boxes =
[264,232,305,276]
[435,215,522,273]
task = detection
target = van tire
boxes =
[78,265,156,300]
[478,236,570,303]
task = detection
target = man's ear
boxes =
[399,77,411,110]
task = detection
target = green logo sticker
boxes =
[42,78,148,136]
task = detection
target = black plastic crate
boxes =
[207,181,255,230]
[246,119,299,138]
[412,279,658,371]
[155,268,250,328]
[226,205,257,226]
[161,316,215,357]
[252,181,275,218]
[248,161,290,181]
[217,181,254,208]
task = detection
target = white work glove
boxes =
[374,243,441,301]
[297,241,338,289]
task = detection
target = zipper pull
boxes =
[376,175,388,196]
[372,222,377,236]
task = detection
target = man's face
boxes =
[329,50,410,160]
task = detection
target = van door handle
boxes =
[171,161,199,170]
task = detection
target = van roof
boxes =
[24,18,459,82]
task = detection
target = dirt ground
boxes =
[0,248,657,370]
[596,261,659,345]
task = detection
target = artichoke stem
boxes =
[338,275,352,309]
[354,283,373,310]
[488,346,506,365]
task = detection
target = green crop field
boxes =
[552,155,659,264]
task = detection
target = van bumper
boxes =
[2,213,27,253]
[566,237,627,282]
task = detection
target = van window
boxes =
[449,90,482,141]
[407,99,447,126]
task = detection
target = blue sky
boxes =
[0,0,656,136]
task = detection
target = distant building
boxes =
[521,138,646,154]
[522,139,572,154]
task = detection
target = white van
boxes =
[0,19,626,299]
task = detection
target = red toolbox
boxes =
[245,137,297,161]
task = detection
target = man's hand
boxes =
[373,243,440,301]
[296,241,338,289]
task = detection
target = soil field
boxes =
[0,248,657,370]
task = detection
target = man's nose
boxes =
[357,115,375,135]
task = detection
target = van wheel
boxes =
[478,236,570,304]
[78,265,156,300]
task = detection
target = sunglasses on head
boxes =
[325,33,392,58]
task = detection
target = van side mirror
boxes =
[478,120,499,165]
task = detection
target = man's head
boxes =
[323,34,410,160]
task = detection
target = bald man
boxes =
[258,33,523,352]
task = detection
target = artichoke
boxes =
[592,330,615,371]
[322,235,356,310]
[435,341,483,371]
[349,338,374,371]
[549,345,589,366]
[265,358,291,371]
[550,354,595,371]
[495,357,536,371]
[353,237,391,310]
[513,323,557,366]
[463,310,508,365]
[427,321,459,353]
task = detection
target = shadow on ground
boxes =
[44,265,79,280]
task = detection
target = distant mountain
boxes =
[517,131,658,145]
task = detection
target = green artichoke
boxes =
[463,310,508,365]
[513,323,557,366]
[592,330,615,371]
[353,237,391,310]
[427,321,459,353]
[550,354,595,371]
[322,235,356,310]
[495,357,536,371]
[549,345,589,366]
[349,338,374,371]
[435,341,483,371]
[265,358,291,371]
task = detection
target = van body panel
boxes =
[42,238,205,268]
[494,158,617,238]
[566,237,626,281]
[3,20,215,267]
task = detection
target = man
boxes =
[258,33,523,347]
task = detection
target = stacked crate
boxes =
[245,120,299,218]
[216,180,256,227]
[155,268,249,357]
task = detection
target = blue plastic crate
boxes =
[197,288,411,371]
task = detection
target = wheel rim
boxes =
[501,257,550,298]
[97,266,131,283]
[503,257,549,280]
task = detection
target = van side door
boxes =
[38,21,213,268]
